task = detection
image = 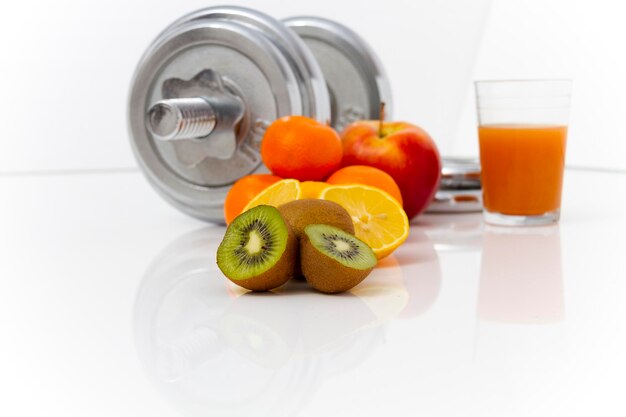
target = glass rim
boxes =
[474,78,572,85]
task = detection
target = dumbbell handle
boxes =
[147,98,216,141]
[144,70,246,162]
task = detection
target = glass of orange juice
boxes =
[475,79,572,226]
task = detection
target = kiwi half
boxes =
[278,199,355,278]
[217,205,297,291]
[301,224,377,294]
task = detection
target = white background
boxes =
[2,3,626,416]
[2,0,625,173]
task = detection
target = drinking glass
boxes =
[475,79,572,226]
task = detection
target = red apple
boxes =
[340,121,441,219]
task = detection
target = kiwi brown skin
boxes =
[300,231,374,294]
[218,209,298,292]
[277,199,355,238]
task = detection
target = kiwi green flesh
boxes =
[304,224,376,270]
[217,205,288,280]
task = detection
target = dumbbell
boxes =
[128,6,392,222]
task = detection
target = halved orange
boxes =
[320,184,409,259]
[243,179,302,212]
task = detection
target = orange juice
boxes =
[478,124,567,216]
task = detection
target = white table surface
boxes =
[1,168,625,417]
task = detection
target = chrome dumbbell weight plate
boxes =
[128,10,330,223]
[162,8,392,131]
[159,6,330,122]
[284,16,393,131]
[129,7,393,223]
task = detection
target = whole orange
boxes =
[326,165,403,205]
[224,174,282,224]
[261,116,343,181]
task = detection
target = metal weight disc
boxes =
[426,157,483,213]
[284,16,393,132]
[160,6,330,123]
[128,18,313,222]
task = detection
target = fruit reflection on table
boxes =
[135,226,442,417]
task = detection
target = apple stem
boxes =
[378,102,386,138]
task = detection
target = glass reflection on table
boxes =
[473,225,567,415]
[477,225,565,324]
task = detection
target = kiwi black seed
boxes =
[217,205,297,291]
[300,224,377,294]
